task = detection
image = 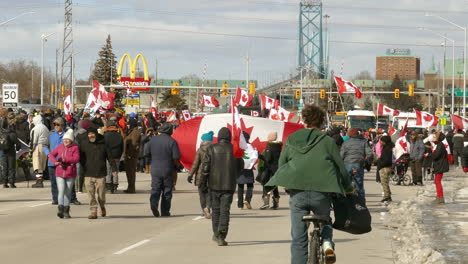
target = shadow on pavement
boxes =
[231,215,284,219]
[334,238,359,243]
[228,240,290,246]
[0,199,49,203]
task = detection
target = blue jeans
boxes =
[345,163,365,197]
[289,190,332,264]
[56,177,75,206]
[49,167,78,203]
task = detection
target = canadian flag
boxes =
[251,110,260,117]
[269,106,295,122]
[451,114,468,131]
[231,96,248,158]
[182,110,192,121]
[92,80,115,110]
[167,111,177,122]
[172,114,304,170]
[415,110,438,127]
[394,120,409,159]
[234,87,253,107]
[388,125,396,137]
[377,103,399,116]
[150,96,158,118]
[200,93,220,108]
[260,95,279,110]
[84,90,101,115]
[63,90,73,123]
[334,76,362,99]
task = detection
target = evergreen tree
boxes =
[159,89,187,110]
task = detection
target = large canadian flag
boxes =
[234,87,253,107]
[63,90,73,123]
[182,110,192,121]
[415,110,438,127]
[451,114,468,131]
[172,114,304,170]
[377,103,399,116]
[394,120,409,159]
[269,106,295,122]
[150,96,158,118]
[334,76,362,99]
[91,80,115,110]
[200,93,220,108]
[260,95,279,110]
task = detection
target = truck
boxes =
[346,110,376,131]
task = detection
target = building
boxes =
[376,49,420,80]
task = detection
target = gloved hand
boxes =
[463,167,468,173]
[187,175,193,184]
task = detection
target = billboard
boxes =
[117,53,151,91]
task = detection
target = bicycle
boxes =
[302,214,336,264]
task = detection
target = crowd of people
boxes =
[2,105,468,264]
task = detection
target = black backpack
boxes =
[0,129,12,150]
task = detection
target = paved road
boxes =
[0,169,418,264]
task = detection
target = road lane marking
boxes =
[193,216,204,221]
[114,239,150,255]
[29,202,51,208]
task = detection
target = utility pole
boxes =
[245,51,250,89]
[60,0,74,107]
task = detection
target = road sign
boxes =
[126,92,140,105]
[2,83,18,107]
[440,118,447,126]
[448,88,468,97]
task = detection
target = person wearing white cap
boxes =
[48,129,80,218]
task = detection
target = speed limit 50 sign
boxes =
[2,83,18,107]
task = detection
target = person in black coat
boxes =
[147,122,181,217]
[0,117,21,188]
[376,136,394,203]
[422,141,433,180]
[236,131,255,209]
[462,143,468,173]
[432,132,450,204]
[104,121,124,193]
[258,131,282,210]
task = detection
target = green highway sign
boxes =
[448,88,468,97]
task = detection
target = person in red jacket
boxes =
[48,130,80,218]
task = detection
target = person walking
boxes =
[377,136,394,203]
[432,131,450,204]
[123,118,141,193]
[258,131,282,210]
[266,105,353,264]
[30,115,50,188]
[147,123,181,217]
[188,131,214,218]
[104,119,123,194]
[74,120,92,193]
[409,131,425,185]
[237,131,255,210]
[80,127,116,219]
[143,128,155,174]
[48,130,80,218]
[0,117,20,188]
[452,129,465,168]
[340,128,373,198]
[200,127,244,246]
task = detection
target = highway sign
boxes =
[2,83,18,107]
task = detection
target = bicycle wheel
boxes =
[308,230,322,264]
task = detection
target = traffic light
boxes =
[222,83,228,88]
[320,89,326,99]
[249,82,256,95]
[295,89,301,99]
[221,89,228,96]
[408,84,414,96]
[394,89,400,99]
[171,82,180,95]
[61,85,65,96]
[51,84,55,94]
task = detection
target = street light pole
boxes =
[426,13,467,117]
[41,32,55,105]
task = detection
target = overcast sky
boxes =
[0,0,467,87]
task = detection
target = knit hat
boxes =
[87,127,99,135]
[201,131,214,141]
[348,128,359,137]
[128,118,138,130]
[81,120,92,130]
[267,131,277,141]
[53,117,65,128]
[158,122,173,135]
[130,112,137,118]
[63,129,74,141]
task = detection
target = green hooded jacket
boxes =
[266,128,353,194]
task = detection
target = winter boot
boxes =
[3,183,9,188]
[217,231,228,246]
[271,197,280,210]
[9,183,16,188]
[113,184,118,193]
[88,211,98,219]
[63,206,71,218]
[100,207,107,217]
[105,183,113,194]
[31,179,44,188]
[145,165,150,174]
[57,205,64,219]
[260,195,270,210]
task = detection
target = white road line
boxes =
[114,239,150,255]
[29,202,51,208]
[192,216,204,221]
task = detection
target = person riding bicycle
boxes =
[266,105,353,264]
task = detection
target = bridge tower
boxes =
[298,0,324,78]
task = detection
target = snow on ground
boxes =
[385,170,468,264]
